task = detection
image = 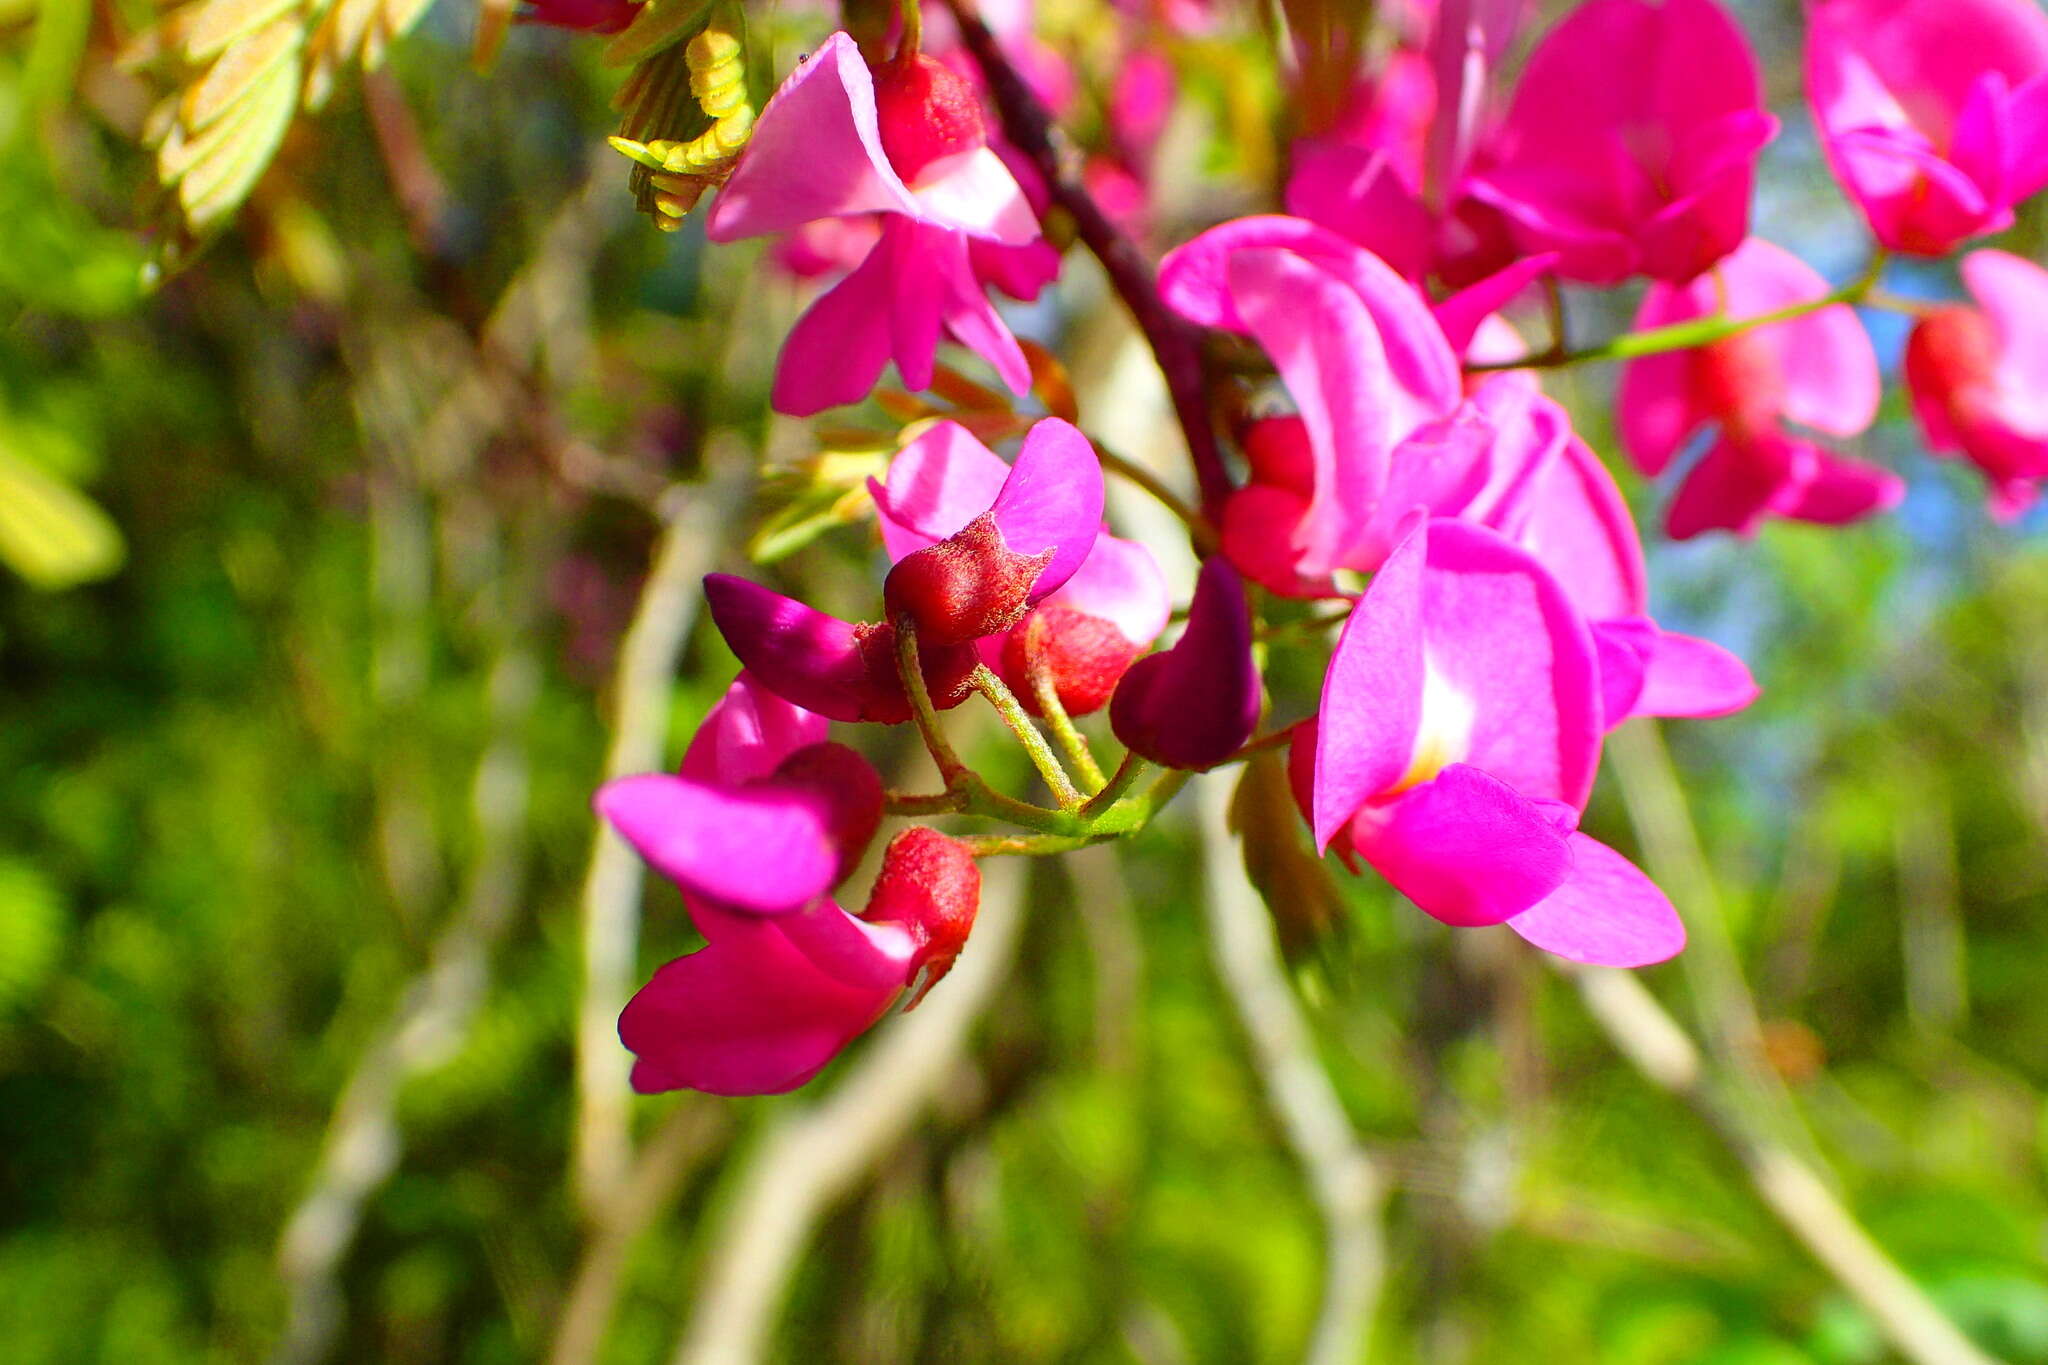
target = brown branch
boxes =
[943,0,1232,517]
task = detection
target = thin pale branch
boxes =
[1195,776,1385,1365]
[572,467,747,1218]
[669,860,1027,1365]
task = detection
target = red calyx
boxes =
[1239,415,1316,496]
[883,512,1054,647]
[1906,305,2001,411]
[863,826,981,1005]
[764,743,884,880]
[999,607,1141,717]
[1691,328,1787,443]
[871,54,988,185]
[850,621,979,725]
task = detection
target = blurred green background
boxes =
[4,1,2047,1362]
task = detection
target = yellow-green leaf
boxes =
[604,0,712,68]
[179,13,304,135]
[183,0,303,61]
[0,452,124,591]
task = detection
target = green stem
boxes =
[961,831,1107,857]
[896,0,923,61]
[973,664,1085,809]
[886,790,965,816]
[1081,751,1150,818]
[1021,624,1107,791]
[1095,443,1219,555]
[893,617,969,784]
[1470,251,1889,373]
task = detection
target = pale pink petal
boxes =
[1507,833,1684,966]
[1418,519,1604,808]
[1043,534,1172,647]
[990,418,1105,599]
[1963,248,2048,436]
[872,421,1011,558]
[706,33,923,242]
[1514,437,1650,621]
[910,145,1041,244]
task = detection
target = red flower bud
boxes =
[863,826,981,1005]
[883,510,1054,647]
[871,54,988,185]
[998,606,1141,717]
[1240,415,1316,496]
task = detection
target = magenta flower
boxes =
[1110,557,1262,770]
[704,33,1047,415]
[1160,216,1463,579]
[880,418,1107,645]
[1807,0,2048,256]
[1617,237,1900,539]
[1466,0,1775,284]
[519,0,635,32]
[872,420,1168,712]
[604,675,983,1095]
[1303,518,1684,967]
[702,574,980,725]
[1905,249,2048,519]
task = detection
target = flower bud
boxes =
[1110,558,1262,769]
[863,826,981,1004]
[883,511,1054,646]
[999,605,1142,717]
[871,53,988,185]
[704,574,977,725]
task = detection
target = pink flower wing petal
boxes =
[873,420,1012,559]
[1507,833,1684,966]
[595,773,841,913]
[680,673,831,785]
[1313,519,1427,849]
[991,418,1105,599]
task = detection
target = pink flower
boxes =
[1806,0,2048,256]
[1159,217,1463,580]
[880,418,1107,645]
[872,420,1168,712]
[1300,518,1684,967]
[1904,249,2048,519]
[604,675,984,1095]
[1466,0,1775,284]
[1617,237,1901,539]
[1110,557,1262,770]
[704,34,1046,414]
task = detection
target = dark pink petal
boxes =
[1507,834,1684,966]
[1348,763,1576,926]
[1432,253,1558,356]
[1634,628,1759,720]
[595,773,842,914]
[620,910,905,1095]
[1284,143,1437,280]
[1782,448,1906,525]
[703,574,875,723]
[1590,618,1653,729]
[1110,557,1261,770]
[1665,435,1796,539]
[679,672,830,786]
[771,229,902,416]
[1221,485,1336,599]
[1313,519,1427,850]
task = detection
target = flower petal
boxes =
[595,773,841,914]
[1349,762,1577,927]
[1507,833,1684,966]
